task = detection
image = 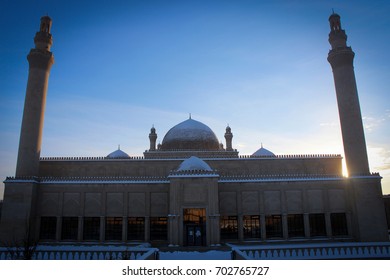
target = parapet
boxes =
[40,153,341,161]
[168,169,219,178]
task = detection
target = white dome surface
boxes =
[161,118,220,150]
[252,146,276,157]
[106,148,130,158]
[177,156,213,171]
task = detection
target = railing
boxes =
[5,176,169,183]
[245,154,341,159]
[39,153,342,161]
[220,174,343,182]
[0,247,158,260]
[169,169,219,177]
[40,156,145,161]
[231,242,390,260]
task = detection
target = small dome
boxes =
[252,145,276,157]
[177,156,213,171]
[106,148,130,158]
[161,118,220,150]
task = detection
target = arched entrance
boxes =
[183,208,206,246]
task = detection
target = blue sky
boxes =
[0,0,389,198]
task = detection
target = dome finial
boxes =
[189,113,192,119]
[118,144,120,150]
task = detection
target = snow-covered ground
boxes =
[159,250,231,260]
[230,241,390,260]
[34,243,150,251]
[0,243,155,260]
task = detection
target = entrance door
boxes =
[183,208,206,246]
[185,225,205,246]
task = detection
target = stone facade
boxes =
[1,157,387,245]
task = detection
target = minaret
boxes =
[149,126,157,151]
[224,125,233,151]
[327,13,370,176]
[15,16,54,177]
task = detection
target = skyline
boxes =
[0,0,389,198]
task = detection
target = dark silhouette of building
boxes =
[0,14,388,246]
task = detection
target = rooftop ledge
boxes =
[39,154,342,161]
[4,173,381,184]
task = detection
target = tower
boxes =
[149,126,157,151]
[15,16,54,177]
[327,13,388,241]
[224,125,233,151]
[327,13,369,176]
[0,16,54,243]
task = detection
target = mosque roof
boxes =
[106,147,130,158]
[177,156,213,171]
[161,118,220,150]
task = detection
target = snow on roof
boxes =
[252,145,276,157]
[163,118,217,141]
[177,156,213,171]
[161,118,220,150]
[106,148,130,158]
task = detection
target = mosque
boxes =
[0,13,388,247]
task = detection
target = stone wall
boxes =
[38,156,342,178]
[37,182,169,218]
[218,179,349,216]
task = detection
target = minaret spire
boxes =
[327,13,370,176]
[149,125,157,151]
[16,16,54,177]
[224,125,233,151]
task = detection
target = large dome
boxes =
[161,118,220,150]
